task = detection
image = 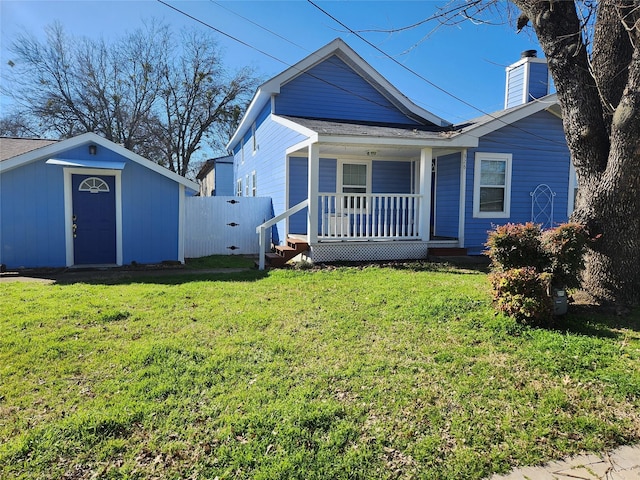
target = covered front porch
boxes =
[257,134,469,268]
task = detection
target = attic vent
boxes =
[521,49,537,58]
[78,177,110,194]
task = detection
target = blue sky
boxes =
[1,0,543,123]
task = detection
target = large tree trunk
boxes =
[513,0,640,306]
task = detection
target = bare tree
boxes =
[158,30,255,176]
[2,22,257,176]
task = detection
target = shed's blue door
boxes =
[72,174,116,265]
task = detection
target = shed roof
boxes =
[0,137,58,161]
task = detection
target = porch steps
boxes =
[260,237,309,268]
[428,247,468,256]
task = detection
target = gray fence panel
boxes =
[185,196,272,257]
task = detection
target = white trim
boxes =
[1,132,198,192]
[317,133,479,149]
[458,150,467,247]
[271,114,318,138]
[419,148,432,241]
[472,152,512,219]
[336,159,372,214]
[308,143,320,244]
[64,168,123,267]
[461,93,558,139]
[285,154,291,237]
[251,170,257,197]
[226,38,450,151]
[286,138,318,156]
[178,184,185,263]
[251,122,257,154]
[522,61,531,105]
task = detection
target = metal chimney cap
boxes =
[521,49,538,58]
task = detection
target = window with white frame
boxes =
[245,175,250,196]
[338,161,370,211]
[251,122,257,153]
[236,178,242,197]
[251,171,257,197]
[473,152,512,218]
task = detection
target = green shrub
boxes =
[485,222,589,325]
[541,223,589,289]
[489,268,553,325]
[485,222,550,272]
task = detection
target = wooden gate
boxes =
[184,196,272,257]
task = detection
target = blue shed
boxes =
[0,132,199,269]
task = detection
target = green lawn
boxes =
[1,263,639,479]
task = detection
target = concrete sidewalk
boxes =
[489,444,640,479]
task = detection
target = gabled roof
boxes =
[227,38,451,150]
[196,155,233,180]
[453,93,560,138]
[0,132,199,192]
[0,137,58,161]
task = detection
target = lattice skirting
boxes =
[308,241,429,263]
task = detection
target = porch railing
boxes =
[318,193,422,240]
[256,199,308,270]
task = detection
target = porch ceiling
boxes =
[289,143,461,160]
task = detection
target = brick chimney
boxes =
[504,50,549,108]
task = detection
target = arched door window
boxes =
[78,177,110,194]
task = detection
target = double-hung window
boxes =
[473,152,512,218]
[339,161,370,212]
[236,178,242,197]
[251,171,257,197]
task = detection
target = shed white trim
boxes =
[2,132,199,192]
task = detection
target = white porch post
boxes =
[458,149,467,248]
[419,147,433,241]
[307,143,319,243]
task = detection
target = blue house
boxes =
[196,155,234,197]
[227,39,575,267]
[0,132,199,269]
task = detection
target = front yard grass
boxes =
[1,264,639,479]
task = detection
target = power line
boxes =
[306,0,566,146]
[158,0,564,146]
[157,0,434,122]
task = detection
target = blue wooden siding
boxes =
[372,160,412,193]
[275,55,421,125]
[505,65,525,108]
[233,108,308,244]
[215,162,234,196]
[120,161,180,264]
[1,144,184,268]
[0,159,66,268]
[463,111,571,254]
[528,62,549,100]
[434,154,461,238]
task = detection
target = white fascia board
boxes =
[286,138,319,156]
[271,115,318,138]
[225,38,452,151]
[317,134,479,149]
[226,89,271,151]
[1,132,199,192]
[462,93,558,139]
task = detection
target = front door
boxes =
[71,174,116,265]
